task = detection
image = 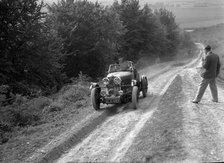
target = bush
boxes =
[62,85,90,103]
[55,72,91,105]
[28,96,52,111]
[1,107,39,128]
[0,85,7,106]
[69,72,92,85]
[0,122,12,144]
[8,109,40,127]
[0,78,91,145]
[0,85,14,106]
[43,101,63,113]
[0,95,52,128]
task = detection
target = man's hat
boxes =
[204,45,211,51]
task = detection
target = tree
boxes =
[48,0,125,78]
[139,4,167,57]
[113,0,143,60]
[0,0,63,95]
[155,8,180,56]
[112,0,169,60]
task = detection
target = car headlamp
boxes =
[103,77,109,85]
[119,90,123,95]
[131,80,137,86]
[114,77,121,85]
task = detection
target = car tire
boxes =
[132,86,139,109]
[141,76,148,97]
[91,88,101,110]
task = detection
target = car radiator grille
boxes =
[107,80,120,96]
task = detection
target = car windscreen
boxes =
[108,63,132,73]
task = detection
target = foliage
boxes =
[0,0,193,97]
[0,0,194,135]
[154,8,180,56]
[0,79,90,144]
[112,1,186,61]
[48,0,125,78]
[0,95,46,127]
[0,0,64,96]
[0,0,196,155]
[0,85,9,105]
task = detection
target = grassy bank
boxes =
[0,76,93,163]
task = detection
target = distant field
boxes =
[167,7,224,28]
[96,3,224,29]
[44,0,224,29]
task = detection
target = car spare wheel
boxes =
[141,76,148,97]
[132,86,139,109]
[91,88,101,110]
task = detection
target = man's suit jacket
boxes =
[202,52,221,79]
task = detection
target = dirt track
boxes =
[55,65,181,163]
[28,43,224,163]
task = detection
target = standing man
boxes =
[192,45,221,104]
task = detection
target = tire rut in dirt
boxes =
[27,104,127,163]
[122,75,187,162]
[55,71,182,162]
[55,110,142,162]
[43,52,201,163]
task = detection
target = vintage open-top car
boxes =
[90,61,148,110]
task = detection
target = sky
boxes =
[44,0,109,4]
[43,0,160,5]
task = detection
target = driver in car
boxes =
[119,59,139,79]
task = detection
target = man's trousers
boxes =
[194,78,218,102]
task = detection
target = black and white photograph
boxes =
[0,0,224,162]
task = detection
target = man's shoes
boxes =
[212,99,218,103]
[192,100,199,104]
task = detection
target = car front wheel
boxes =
[91,88,101,110]
[132,86,139,109]
[141,76,148,97]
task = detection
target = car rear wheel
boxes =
[141,76,148,97]
[132,86,139,109]
[91,88,101,110]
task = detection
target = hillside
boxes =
[25,43,224,163]
[1,0,224,162]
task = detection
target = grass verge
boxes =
[0,81,93,163]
